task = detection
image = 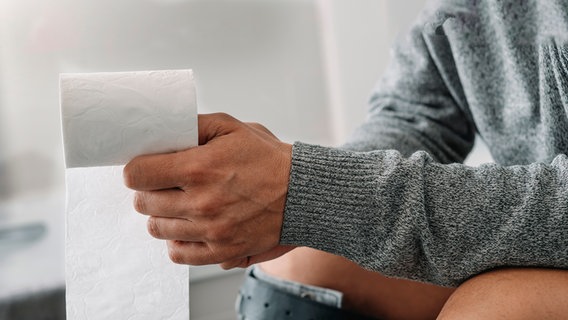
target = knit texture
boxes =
[281,0,568,287]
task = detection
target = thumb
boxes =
[198,113,241,145]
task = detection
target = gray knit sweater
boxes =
[280,0,568,287]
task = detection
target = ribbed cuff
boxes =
[280,142,387,257]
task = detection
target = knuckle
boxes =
[192,195,217,216]
[215,112,235,122]
[182,164,205,185]
[205,222,233,242]
[249,122,266,131]
[146,217,161,238]
[171,153,193,185]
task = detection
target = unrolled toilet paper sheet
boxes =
[61,70,196,320]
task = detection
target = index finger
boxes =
[123,150,190,191]
[124,113,237,191]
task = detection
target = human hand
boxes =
[123,113,295,269]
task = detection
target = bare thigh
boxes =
[437,267,568,320]
[259,247,455,320]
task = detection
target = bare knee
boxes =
[438,268,568,320]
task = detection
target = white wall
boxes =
[325,0,426,142]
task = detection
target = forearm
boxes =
[281,142,568,287]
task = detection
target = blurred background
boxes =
[0,0,493,319]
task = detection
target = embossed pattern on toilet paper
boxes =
[66,167,189,320]
[61,70,197,168]
[61,70,195,320]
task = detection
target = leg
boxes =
[259,247,455,319]
[437,268,568,320]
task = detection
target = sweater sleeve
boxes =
[281,144,568,287]
[279,7,568,287]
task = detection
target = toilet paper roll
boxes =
[61,70,196,320]
[61,70,197,168]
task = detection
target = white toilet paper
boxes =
[61,70,197,168]
[61,70,196,320]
